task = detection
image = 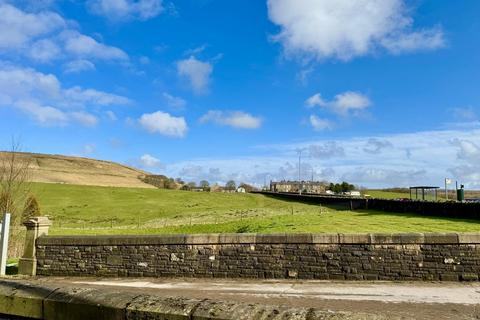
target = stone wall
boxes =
[36,233,480,281]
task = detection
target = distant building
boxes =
[344,191,361,197]
[270,181,326,194]
[236,187,246,193]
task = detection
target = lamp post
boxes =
[297,148,306,194]
[264,173,271,191]
[445,178,451,200]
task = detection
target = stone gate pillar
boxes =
[18,217,52,276]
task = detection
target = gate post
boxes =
[0,213,11,276]
[18,217,52,276]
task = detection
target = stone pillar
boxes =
[18,217,52,276]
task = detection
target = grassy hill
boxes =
[0,152,155,188]
[30,182,480,236]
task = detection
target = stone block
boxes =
[369,233,394,244]
[312,234,339,244]
[185,234,220,245]
[106,255,123,266]
[397,233,425,244]
[256,233,287,244]
[458,233,480,244]
[192,300,311,320]
[461,273,479,281]
[424,233,459,244]
[440,273,459,281]
[286,233,313,244]
[44,286,137,320]
[218,233,256,244]
[339,234,370,244]
[0,280,60,319]
[127,295,201,319]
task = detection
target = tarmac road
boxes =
[34,277,480,319]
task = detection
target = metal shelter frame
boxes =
[409,186,440,201]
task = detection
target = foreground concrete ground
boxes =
[15,277,480,319]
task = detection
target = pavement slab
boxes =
[37,277,480,319]
[1,277,479,319]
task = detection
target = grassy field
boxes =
[31,182,480,235]
[364,190,411,199]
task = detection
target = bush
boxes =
[22,194,41,221]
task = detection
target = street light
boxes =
[297,148,307,194]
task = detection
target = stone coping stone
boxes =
[127,295,202,319]
[0,280,60,319]
[37,232,480,246]
[44,286,139,320]
[0,280,388,320]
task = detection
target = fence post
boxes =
[0,213,11,276]
[18,216,52,276]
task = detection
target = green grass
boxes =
[364,190,411,199]
[31,182,480,235]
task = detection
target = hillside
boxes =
[0,152,155,188]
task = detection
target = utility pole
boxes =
[445,178,451,200]
[298,149,304,194]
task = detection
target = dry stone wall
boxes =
[36,233,480,281]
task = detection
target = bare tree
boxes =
[0,139,32,226]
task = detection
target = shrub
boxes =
[22,195,41,221]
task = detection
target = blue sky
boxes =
[1,0,479,188]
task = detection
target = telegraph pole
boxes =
[298,149,304,194]
[296,148,309,194]
[444,178,451,200]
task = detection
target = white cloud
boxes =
[14,100,68,126]
[342,168,427,187]
[184,44,207,56]
[309,142,344,159]
[105,110,117,121]
[63,86,131,106]
[267,0,445,61]
[87,0,164,21]
[139,56,150,64]
[0,4,130,65]
[0,63,130,126]
[306,91,371,116]
[305,93,326,108]
[363,138,393,154]
[449,139,480,188]
[381,27,445,54]
[61,30,129,61]
[139,111,188,137]
[63,59,96,73]
[29,38,61,62]
[309,115,333,131]
[451,106,477,121]
[70,111,98,127]
[0,3,65,49]
[163,92,186,109]
[200,110,262,129]
[177,56,212,94]
[0,63,61,100]
[139,154,162,168]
